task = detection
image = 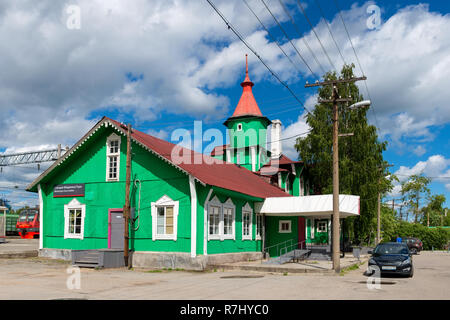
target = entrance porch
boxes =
[255,195,360,259]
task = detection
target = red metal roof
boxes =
[210,144,228,157]
[262,155,302,167]
[108,118,289,199]
[230,55,263,118]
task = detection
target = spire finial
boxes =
[245,54,248,75]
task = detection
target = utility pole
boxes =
[305,76,366,273]
[376,163,393,244]
[416,190,420,224]
[123,123,132,268]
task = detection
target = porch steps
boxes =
[72,249,125,268]
[308,245,331,261]
[72,250,101,268]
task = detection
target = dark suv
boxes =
[402,237,423,254]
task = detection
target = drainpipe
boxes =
[123,124,132,268]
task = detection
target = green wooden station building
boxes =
[27,58,360,269]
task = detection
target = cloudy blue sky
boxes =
[0,0,449,211]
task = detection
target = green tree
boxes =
[421,194,446,226]
[374,204,398,242]
[295,64,392,244]
[400,174,431,223]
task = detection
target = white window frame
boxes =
[151,195,179,241]
[208,196,222,241]
[222,198,235,240]
[207,196,235,241]
[317,221,327,233]
[285,175,290,193]
[106,133,121,181]
[255,214,263,240]
[242,202,253,240]
[64,198,86,240]
[279,220,292,233]
[237,123,243,131]
[300,177,304,196]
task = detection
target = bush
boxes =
[392,222,450,250]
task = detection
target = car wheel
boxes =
[408,267,414,278]
[410,248,417,255]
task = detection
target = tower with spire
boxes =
[213,55,272,172]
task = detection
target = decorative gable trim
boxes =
[26,117,206,191]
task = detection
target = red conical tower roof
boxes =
[231,54,263,118]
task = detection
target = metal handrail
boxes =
[262,239,311,263]
[263,238,294,259]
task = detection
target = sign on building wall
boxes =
[53,184,85,198]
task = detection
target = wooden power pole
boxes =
[124,123,132,268]
[305,76,366,273]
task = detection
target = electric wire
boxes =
[259,0,321,79]
[243,0,304,75]
[332,0,382,134]
[291,0,337,71]
[313,0,346,65]
[205,0,313,116]
[274,0,326,75]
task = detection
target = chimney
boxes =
[271,119,282,159]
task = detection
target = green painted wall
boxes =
[40,126,192,253]
[39,125,263,255]
[195,185,263,255]
[305,218,331,244]
[226,118,267,149]
[265,216,298,257]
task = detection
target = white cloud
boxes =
[292,2,450,151]
[412,145,426,157]
[389,154,450,197]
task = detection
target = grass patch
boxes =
[146,269,163,273]
[340,262,364,276]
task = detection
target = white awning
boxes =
[255,194,360,218]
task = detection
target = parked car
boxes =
[367,242,414,278]
[402,237,423,254]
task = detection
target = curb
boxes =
[0,251,38,259]
[210,264,334,274]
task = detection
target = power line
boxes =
[243,0,304,76]
[259,0,321,79]
[267,129,311,144]
[313,0,346,65]
[332,0,382,134]
[205,0,312,117]
[275,0,328,74]
[292,0,337,71]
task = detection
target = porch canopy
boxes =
[255,194,360,218]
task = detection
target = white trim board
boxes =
[255,194,360,218]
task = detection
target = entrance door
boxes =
[298,217,306,247]
[109,209,124,249]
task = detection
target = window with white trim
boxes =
[285,175,290,193]
[242,203,253,240]
[208,196,235,240]
[317,221,327,233]
[279,220,291,233]
[106,133,121,181]
[64,198,86,240]
[256,214,263,240]
[209,205,221,236]
[151,195,179,240]
[224,207,233,236]
[237,123,243,131]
